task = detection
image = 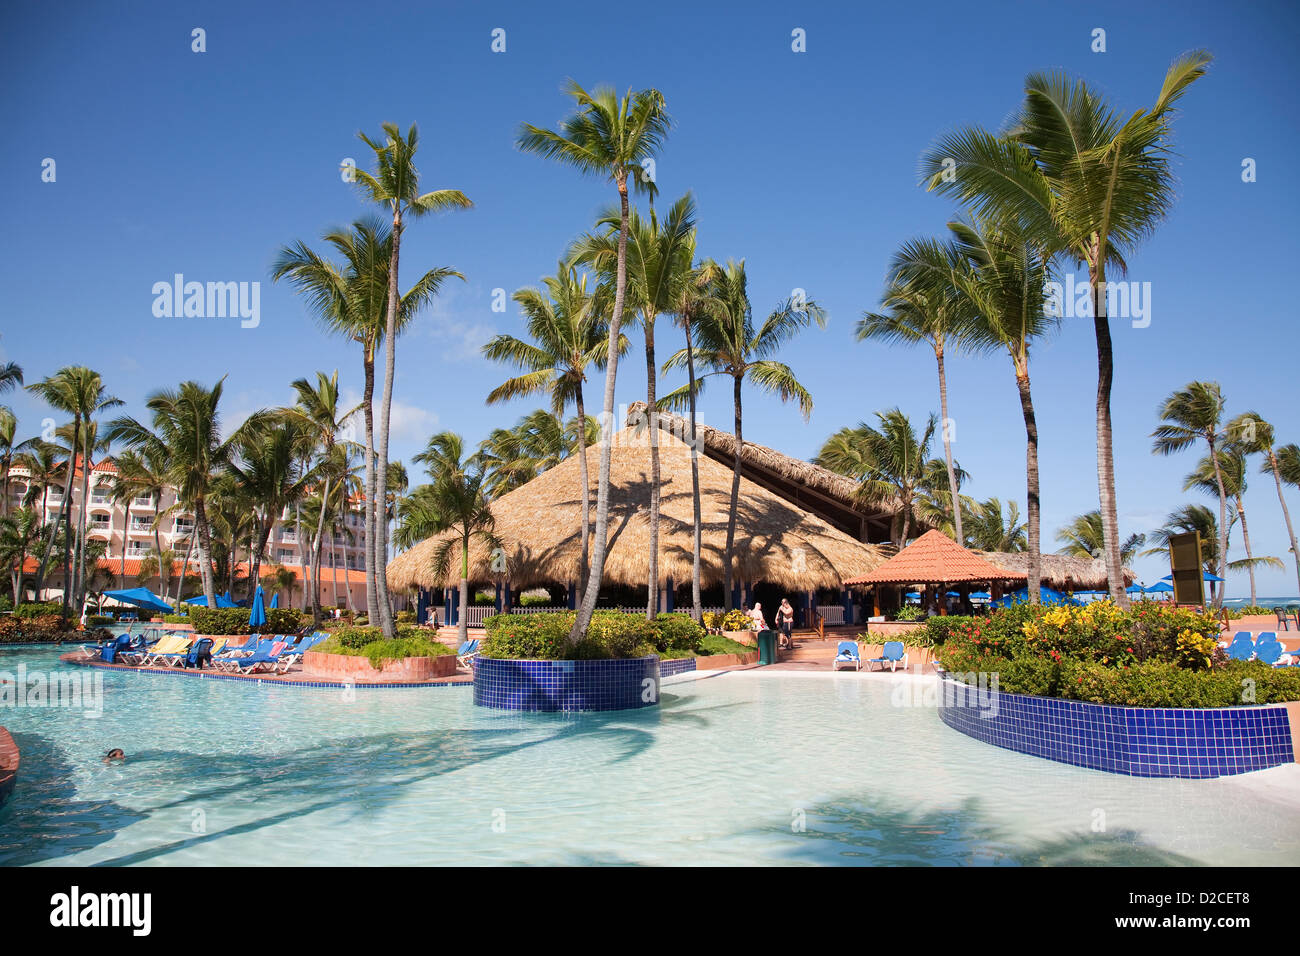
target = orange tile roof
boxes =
[843,529,1027,586]
[20,556,370,585]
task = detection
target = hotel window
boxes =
[174,518,194,535]
[133,493,154,507]
[90,513,111,530]
[277,549,295,564]
[131,516,152,531]
[127,541,148,556]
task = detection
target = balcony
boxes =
[133,496,155,509]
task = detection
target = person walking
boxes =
[776,598,795,649]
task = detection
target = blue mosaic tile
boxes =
[473,656,661,712]
[937,676,1293,778]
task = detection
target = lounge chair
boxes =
[183,638,216,669]
[457,639,480,670]
[867,640,909,672]
[137,635,188,666]
[832,640,861,672]
[273,632,328,673]
[147,636,196,667]
[1255,632,1284,666]
[224,640,289,674]
[1225,632,1255,662]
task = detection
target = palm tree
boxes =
[108,380,232,606]
[273,217,462,636]
[58,416,115,615]
[967,498,1027,553]
[351,122,472,637]
[939,217,1055,602]
[518,80,671,643]
[227,414,316,612]
[662,259,826,608]
[573,193,697,616]
[478,410,598,499]
[27,367,120,614]
[1152,381,1230,605]
[1141,504,1279,604]
[405,432,499,645]
[0,408,18,518]
[858,241,974,544]
[114,446,172,598]
[0,507,40,605]
[1184,449,1269,606]
[921,50,1212,605]
[0,362,22,395]
[815,409,959,548]
[1057,511,1146,565]
[483,264,619,586]
[1228,412,1300,597]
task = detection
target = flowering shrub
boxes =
[720,609,754,631]
[936,601,1300,707]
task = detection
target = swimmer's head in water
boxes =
[103,748,125,763]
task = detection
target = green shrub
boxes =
[720,609,753,631]
[13,601,65,620]
[653,612,705,654]
[188,605,304,635]
[919,615,977,648]
[86,615,115,627]
[162,613,189,624]
[481,611,657,660]
[0,612,72,642]
[0,595,12,613]
[894,604,925,622]
[396,609,417,624]
[313,632,453,669]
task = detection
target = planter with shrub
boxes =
[303,625,456,681]
[187,606,304,636]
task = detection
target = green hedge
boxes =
[312,628,453,670]
[188,606,305,635]
[936,601,1300,707]
[479,611,708,660]
[13,601,66,620]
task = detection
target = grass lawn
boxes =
[659,633,757,659]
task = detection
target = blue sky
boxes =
[2,0,1298,595]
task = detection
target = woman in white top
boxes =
[749,602,767,631]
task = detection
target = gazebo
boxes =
[843,529,1027,617]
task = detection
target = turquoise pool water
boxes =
[2,646,1298,866]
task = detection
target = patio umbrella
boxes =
[100,587,173,615]
[183,593,240,609]
[969,591,990,600]
[1160,572,1226,583]
[248,585,267,629]
[269,591,279,609]
[994,586,1082,608]
[1126,583,1147,595]
[1146,581,1174,593]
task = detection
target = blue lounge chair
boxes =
[867,640,909,672]
[1255,632,1284,666]
[225,640,289,674]
[1226,632,1255,661]
[832,640,861,672]
[183,638,216,669]
[457,639,480,670]
[274,632,328,673]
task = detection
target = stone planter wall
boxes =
[302,650,458,683]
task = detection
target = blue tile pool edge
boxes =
[936,675,1295,778]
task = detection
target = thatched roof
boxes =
[975,550,1135,590]
[845,530,1026,586]
[629,403,900,543]
[387,423,888,592]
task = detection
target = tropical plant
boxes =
[1144,504,1231,603]
[1057,511,1146,565]
[517,80,671,643]
[967,498,1027,553]
[573,193,697,617]
[0,407,18,518]
[1152,381,1230,605]
[114,446,173,598]
[273,216,462,636]
[662,259,826,608]
[107,379,233,606]
[0,507,41,605]
[858,240,974,544]
[1184,448,1282,606]
[815,408,962,547]
[482,262,620,584]
[921,50,1212,605]
[1227,413,1300,597]
[350,122,471,637]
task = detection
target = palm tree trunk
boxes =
[1236,497,1257,606]
[1090,261,1127,608]
[119,502,130,589]
[459,537,470,645]
[361,349,380,623]
[74,424,93,611]
[685,315,703,623]
[331,535,340,610]
[574,388,591,591]
[153,523,168,599]
[1207,435,1229,607]
[723,374,743,611]
[173,533,194,605]
[41,416,80,612]
[935,341,963,545]
[373,209,402,639]
[645,316,660,620]
[1269,451,1300,595]
[193,497,217,606]
[570,175,630,644]
[1014,357,1041,604]
[311,476,330,626]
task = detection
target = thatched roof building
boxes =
[975,550,1135,590]
[632,403,899,543]
[387,423,888,593]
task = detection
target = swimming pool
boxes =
[2,646,1298,866]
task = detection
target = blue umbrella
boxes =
[269,591,279,609]
[248,585,267,629]
[994,586,1082,608]
[1146,581,1174,593]
[969,591,991,600]
[1160,572,1226,583]
[1126,583,1146,595]
[183,593,239,609]
[101,587,173,614]
[904,591,920,600]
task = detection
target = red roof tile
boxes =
[843,530,1027,585]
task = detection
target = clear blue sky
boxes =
[2,0,1298,595]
